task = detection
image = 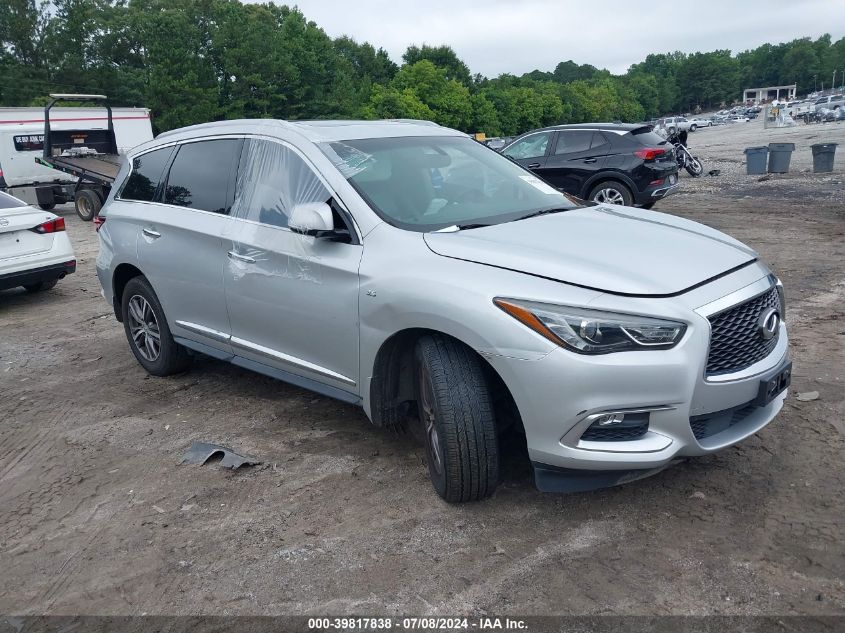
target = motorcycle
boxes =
[666,129,703,177]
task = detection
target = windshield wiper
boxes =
[435,223,493,232]
[512,207,570,222]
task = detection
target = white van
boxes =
[0,106,153,209]
[813,94,845,112]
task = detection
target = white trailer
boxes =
[0,95,153,216]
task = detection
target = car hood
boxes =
[423,205,758,296]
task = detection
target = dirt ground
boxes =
[1,119,844,617]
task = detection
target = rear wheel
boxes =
[121,276,191,376]
[589,181,633,206]
[690,124,697,132]
[75,189,102,222]
[415,334,499,502]
[38,203,56,211]
[23,279,58,293]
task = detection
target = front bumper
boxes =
[482,276,789,491]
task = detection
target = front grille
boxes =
[690,401,758,440]
[706,287,780,375]
[580,422,649,442]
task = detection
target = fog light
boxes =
[595,413,625,426]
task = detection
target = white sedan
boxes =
[687,118,712,130]
[0,191,76,292]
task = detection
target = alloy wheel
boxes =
[127,294,161,362]
[418,365,443,476]
[593,188,625,205]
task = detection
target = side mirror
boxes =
[289,202,334,236]
[288,201,351,242]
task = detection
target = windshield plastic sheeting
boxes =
[318,136,575,232]
[228,139,331,284]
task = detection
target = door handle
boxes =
[142,228,161,238]
[583,158,597,164]
[527,162,541,168]
[228,250,256,264]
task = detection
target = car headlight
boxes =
[494,298,687,354]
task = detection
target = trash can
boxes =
[767,142,795,173]
[811,143,838,173]
[744,146,769,175]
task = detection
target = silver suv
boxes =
[96,119,791,502]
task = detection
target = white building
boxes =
[742,84,797,104]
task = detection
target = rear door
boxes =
[501,131,553,172]
[540,130,609,195]
[133,138,242,353]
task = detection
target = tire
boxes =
[690,124,697,132]
[685,156,704,177]
[75,189,102,222]
[588,181,633,206]
[414,334,499,502]
[23,279,58,293]
[121,276,191,376]
[38,203,56,211]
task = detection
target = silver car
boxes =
[96,119,791,502]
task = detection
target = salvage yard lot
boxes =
[1,120,844,616]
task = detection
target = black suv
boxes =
[501,123,679,208]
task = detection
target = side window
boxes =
[232,139,331,229]
[554,131,594,155]
[120,147,173,202]
[503,132,551,160]
[164,139,240,213]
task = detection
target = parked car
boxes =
[687,117,712,130]
[0,190,76,292]
[813,94,845,112]
[659,116,694,133]
[501,123,678,208]
[96,119,791,502]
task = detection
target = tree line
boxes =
[2,0,844,137]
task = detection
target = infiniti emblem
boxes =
[758,307,779,340]
[0,218,8,227]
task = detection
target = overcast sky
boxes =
[281,0,845,76]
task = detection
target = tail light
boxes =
[31,217,66,234]
[93,215,106,231]
[634,148,666,161]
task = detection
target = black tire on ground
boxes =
[588,181,633,206]
[38,203,56,210]
[690,124,697,132]
[23,279,58,292]
[121,276,191,376]
[414,334,499,502]
[75,189,102,222]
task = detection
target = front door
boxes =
[502,131,553,173]
[222,138,363,396]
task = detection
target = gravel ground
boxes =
[1,120,843,617]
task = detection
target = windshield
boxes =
[319,136,577,231]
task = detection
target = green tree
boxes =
[402,44,472,85]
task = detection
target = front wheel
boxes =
[415,335,499,502]
[685,156,704,177]
[121,276,191,376]
[690,124,697,132]
[589,181,633,206]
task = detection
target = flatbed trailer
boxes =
[35,94,137,220]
